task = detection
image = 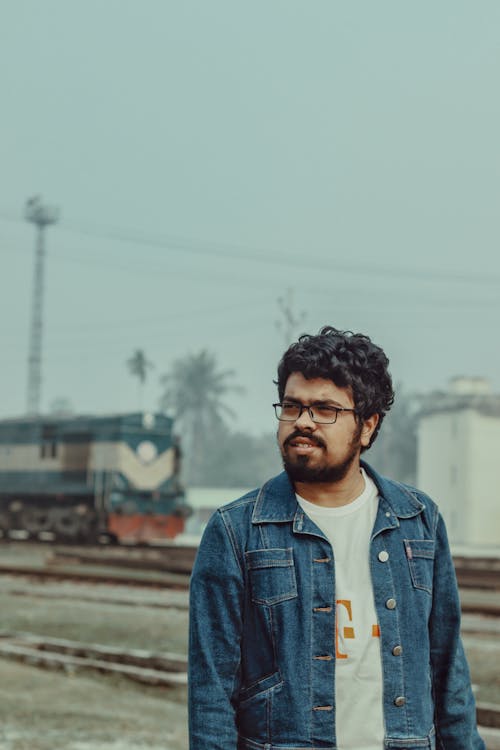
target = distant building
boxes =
[417,377,500,548]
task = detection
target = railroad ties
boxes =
[454,555,500,591]
[0,631,187,688]
[49,543,197,575]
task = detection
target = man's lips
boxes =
[289,443,318,455]
[284,432,325,451]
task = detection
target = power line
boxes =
[1,286,499,359]
[0,271,497,346]
[1,211,499,287]
[0,308,277,364]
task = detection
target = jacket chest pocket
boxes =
[404,539,435,594]
[245,547,298,605]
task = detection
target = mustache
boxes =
[283,431,326,449]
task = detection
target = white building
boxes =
[417,377,500,548]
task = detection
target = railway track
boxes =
[3,541,500,587]
[1,543,499,610]
[0,624,498,748]
[454,556,500,591]
[0,577,189,610]
[0,567,499,620]
[0,562,190,589]
[0,631,187,687]
[50,545,500,589]
[49,542,197,574]
[0,630,498,747]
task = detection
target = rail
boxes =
[0,631,187,687]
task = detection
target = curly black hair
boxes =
[276,326,394,449]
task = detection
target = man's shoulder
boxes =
[215,472,286,513]
[197,474,290,557]
[363,461,440,515]
[217,487,261,514]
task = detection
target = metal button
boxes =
[392,645,403,656]
[385,512,391,517]
[394,696,406,707]
[386,598,396,610]
[378,551,389,562]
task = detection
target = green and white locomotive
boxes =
[0,412,189,543]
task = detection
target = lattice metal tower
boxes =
[25,196,60,415]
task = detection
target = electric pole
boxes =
[276,288,306,348]
[25,196,59,415]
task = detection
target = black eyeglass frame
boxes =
[272,402,357,424]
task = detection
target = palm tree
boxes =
[127,349,154,410]
[159,350,243,484]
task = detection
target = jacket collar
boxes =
[361,460,425,519]
[251,461,424,525]
[252,471,297,523]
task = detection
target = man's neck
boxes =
[294,465,366,508]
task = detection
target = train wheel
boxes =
[49,508,85,541]
[20,508,52,535]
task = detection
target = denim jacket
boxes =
[189,462,485,750]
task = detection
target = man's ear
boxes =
[360,413,379,448]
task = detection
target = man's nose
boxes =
[295,407,316,429]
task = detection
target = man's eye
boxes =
[313,406,337,417]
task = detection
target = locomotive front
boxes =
[101,412,189,543]
[0,412,189,543]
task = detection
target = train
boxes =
[0,412,190,544]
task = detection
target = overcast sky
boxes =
[1,1,499,434]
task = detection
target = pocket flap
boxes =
[404,539,435,560]
[245,547,294,569]
[245,548,297,605]
[239,670,283,703]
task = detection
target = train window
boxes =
[40,425,58,460]
[40,441,58,459]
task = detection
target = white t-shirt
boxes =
[297,470,384,750]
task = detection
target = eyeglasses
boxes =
[273,401,357,424]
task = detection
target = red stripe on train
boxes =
[107,513,185,543]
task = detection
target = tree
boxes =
[127,349,154,410]
[159,350,243,484]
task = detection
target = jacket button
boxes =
[378,551,389,562]
[385,598,396,610]
[392,645,403,656]
[394,696,406,707]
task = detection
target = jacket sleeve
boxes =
[189,509,244,750]
[429,511,485,750]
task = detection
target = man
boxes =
[189,326,484,750]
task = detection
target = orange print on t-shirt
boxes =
[335,599,381,658]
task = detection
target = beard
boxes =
[280,426,362,484]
